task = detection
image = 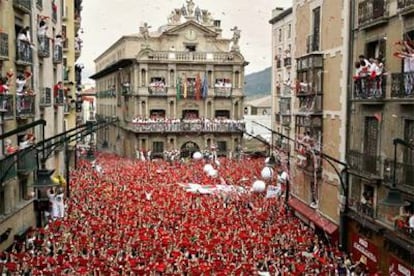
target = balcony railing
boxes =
[276,59,282,68]
[214,87,232,97]
[281,115,291,126]
[390,72,414,98]
[16,40,32,64]
[148,85,167,95]
[298,95,322,114]
[383,158,414,188]
[16,94,35,117]
[127,121,245,133]
[353,75,386,100]
[97,89,116,98]
[284,57,292,67]
[354,201,375,218]
[17,147,37,174]
[55,89,65,105]
[347,150,382,177]
[296,81,320,96]
[0,94,15,118]
[358,0,388,28]
[38,35,50,58]
[147,51,236,63]
[53,45,63,63]
[13,0,31,13]
[0,155,17,182]
[395,218,414,239]
[398,0,414,15]
[40,87,52,107]
[0,32,9,60]
[306,34,319,53]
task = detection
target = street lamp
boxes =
[381,138,411,206]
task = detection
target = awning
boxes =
[288,197,338,235]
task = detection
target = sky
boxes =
[77,0,292,84]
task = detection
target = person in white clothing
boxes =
[47,188,59,219]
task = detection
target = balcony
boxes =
[296,81,321,96]
[40,87,52,107]
[284,57,292,67]
[16,40,32,65]
[394,218,414,240]
[178,85,200,99]
[347,149,382,179]
[0,155,17,182]
[64,102,71,114]
[38,35,50,58]
[147,51,236,63]
[53,45,63,63]
[297,95,322,115]
[126,120,245,134]
[97,89,116,98]
[276,59,282,69]
[16,94,35,118]
[0,32,9,60]
[275,112,281,124]
[17,147,37,174]
[353,75,386,101]
[296,151,322,177]
[281,114,291,126]
[383,158,414,189]
[148,84,167,96]
[36,0,42,9]
[306,34,320,53]
[0,94,15,118]
[55,89,65,105]
[214,86,232,97]
[397,0,414,15]
[358,0,388,29]
[391,72,414,99]
[13,0,31,13]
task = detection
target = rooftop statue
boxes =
[168,9,182,25]
[231,26,241,52]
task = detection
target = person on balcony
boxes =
[0,76,9,111]
[37,17,49,51]
[409,209,414,236]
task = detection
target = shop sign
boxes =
[389,255,413,276]
[351,234,379,271]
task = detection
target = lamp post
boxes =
[381,138,412,206]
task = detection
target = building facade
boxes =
[346,0,414,272]
[91,1,246,159]
[269,7,294,148]
[0,0,82,251]
[271,0,350,247]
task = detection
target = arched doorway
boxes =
[180,141,200,158]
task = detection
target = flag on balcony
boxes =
[374,112,382,122]
[176,77,181,100]
[195,73,201,100]
[202,73,208,98]
[183,76,188,99]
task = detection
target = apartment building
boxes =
[0,0,81,251]
[91,2,246,159]
[276,0,350,246]
[346,0,414,272]
[269,7,294,147]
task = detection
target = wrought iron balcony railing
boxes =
[0,32,9,60]
[390,72,414,98]
[347,149,383,177]
[16,94,35,117]
[358,0,388,27]
[353,75,386,100]
[383,158,414,188]
[0,94,15,118]
[16,40,32,64]
[148,85,167,95]
[38,35,50,58]
[13,0,31,13]
[284,57,292,67]
[306,34,320,53]
[127,121,245,134]
[53,45,63,63]
[397,0,414,14]
[97,89,116,98]
[55,89,65,105]
[297,95,322,114]
[214,87,232,97]
[40,87,52,107]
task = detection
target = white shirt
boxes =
[409,214,414,229]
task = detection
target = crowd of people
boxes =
[0,153,370,275]
[130,116,245,133]
[353,54,386,99]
